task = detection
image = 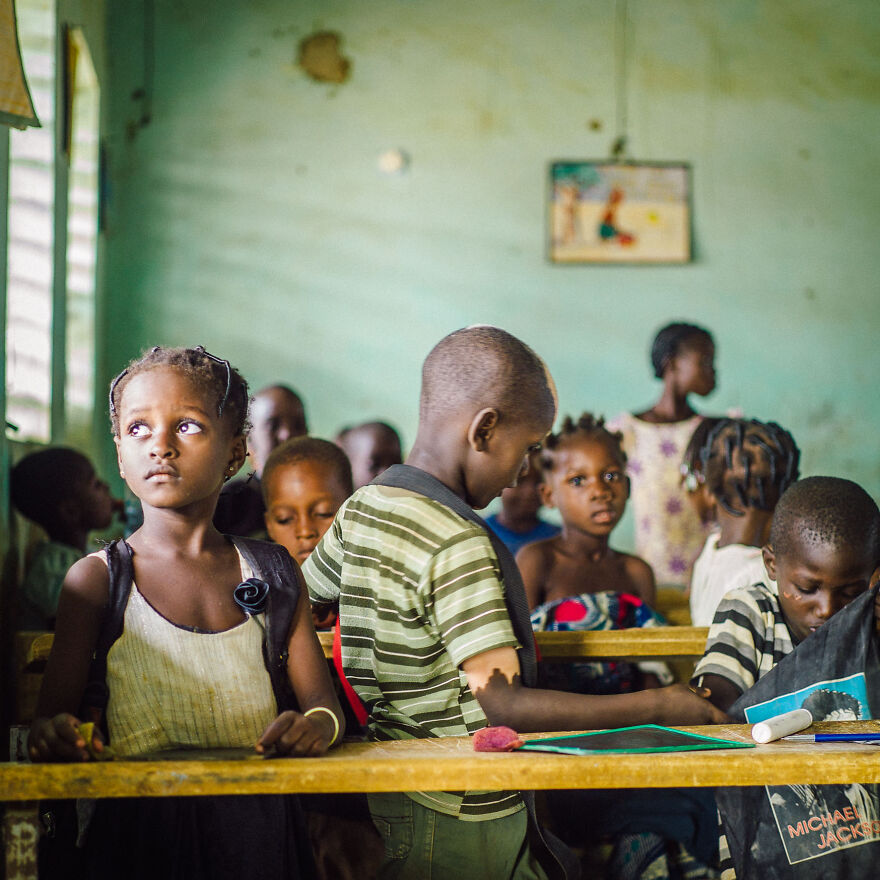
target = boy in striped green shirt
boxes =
[303,326,724,880]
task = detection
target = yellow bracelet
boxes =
[304,706,340,746]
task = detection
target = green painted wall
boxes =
[100,0,880,528]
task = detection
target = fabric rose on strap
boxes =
[234,577,270,615]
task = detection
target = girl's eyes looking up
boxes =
[125,419,204,438]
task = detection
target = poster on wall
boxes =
[548,161,691,264]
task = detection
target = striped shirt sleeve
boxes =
[692,585,791,696]
[425,531,520,669]
[301,512,344,603]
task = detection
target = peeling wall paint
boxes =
[298,31,351,84]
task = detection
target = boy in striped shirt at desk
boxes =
[303,326,724,880]
[692,476,880,879]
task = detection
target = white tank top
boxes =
[92,550,278,758]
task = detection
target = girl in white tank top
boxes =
[28,346,344,879]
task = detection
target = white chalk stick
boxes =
[751,708,813,743]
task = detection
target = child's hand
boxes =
[28,713,104,762]
[655,684,731,726]
[256,710,336,757]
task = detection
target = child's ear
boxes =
[539,480,556,509]
[762,544,777,581]
[869,566,880,590]
[623,474,631,499]
[113,436,125,480]
[467,408,499,453]
[226,436,247,480]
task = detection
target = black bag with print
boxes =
[716,587,880,879]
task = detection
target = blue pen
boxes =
[783,733,880,743]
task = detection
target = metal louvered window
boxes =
[5,0,99,447]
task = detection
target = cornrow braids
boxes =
[541,412,626,470]
[650,321,713,379]
[109,346,250,437]
[698,418,800,516]
[680,417,724,491]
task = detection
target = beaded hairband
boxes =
[108,345,236,421]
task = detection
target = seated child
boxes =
[214,383,308,537]
[485,449,560,556]
[10,447,117,629]
[262,436,354,629]
[692,476,880,878]
[687,418,800,626]
[518,414,668,694]
[335,420,402,489]
[303,326,725,880]
[693,475,880,713]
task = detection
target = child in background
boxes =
[485,449,560,556]
[679,416,724,531]
[262,437,380,880]
[693,476,880,713]
[303,326,725,880]
[688,419,800,626]
[609,321,717,587]
[29,346,342,879]
[263,436,353,629]
[518,414,668,695]
[214,383,308,537]
[335,421,402,489]
[10,447,117,629]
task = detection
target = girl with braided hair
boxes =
[688,418,800,626]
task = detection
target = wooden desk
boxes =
[20,627,710,669]
[3,723,880,803]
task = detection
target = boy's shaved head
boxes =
[770,476,880,561]
[420,326,556,427]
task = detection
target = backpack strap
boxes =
[81,539,134,719]
[229,535,301,713]
[372,464,538,686]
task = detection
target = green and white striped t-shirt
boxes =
[302,483,524,820]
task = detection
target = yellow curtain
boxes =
[0,0,40,129]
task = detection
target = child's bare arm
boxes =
[258,586,345,757]
[693,672,741,713]
[624,555,656,606]
[29,556,110,762]
[462,647,728,732]
[516,542,549,610]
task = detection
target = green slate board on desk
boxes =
[519,724,754,755]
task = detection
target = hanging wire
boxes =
[612,0,629,161]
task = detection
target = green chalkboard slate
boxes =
[518,724,754,755]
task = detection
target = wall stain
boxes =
[298,31,351,84]
[806,401,835,427]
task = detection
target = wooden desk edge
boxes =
[4,724,880,802]
[18,628,709,668]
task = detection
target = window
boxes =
[4,0,54,442]
[4,2,99,448]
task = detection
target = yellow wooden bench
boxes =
[19,626,710,670]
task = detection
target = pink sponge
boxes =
[473,726,525,752]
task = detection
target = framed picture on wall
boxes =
[548,161,692,264]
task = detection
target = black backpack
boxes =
[83,536,303,725]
